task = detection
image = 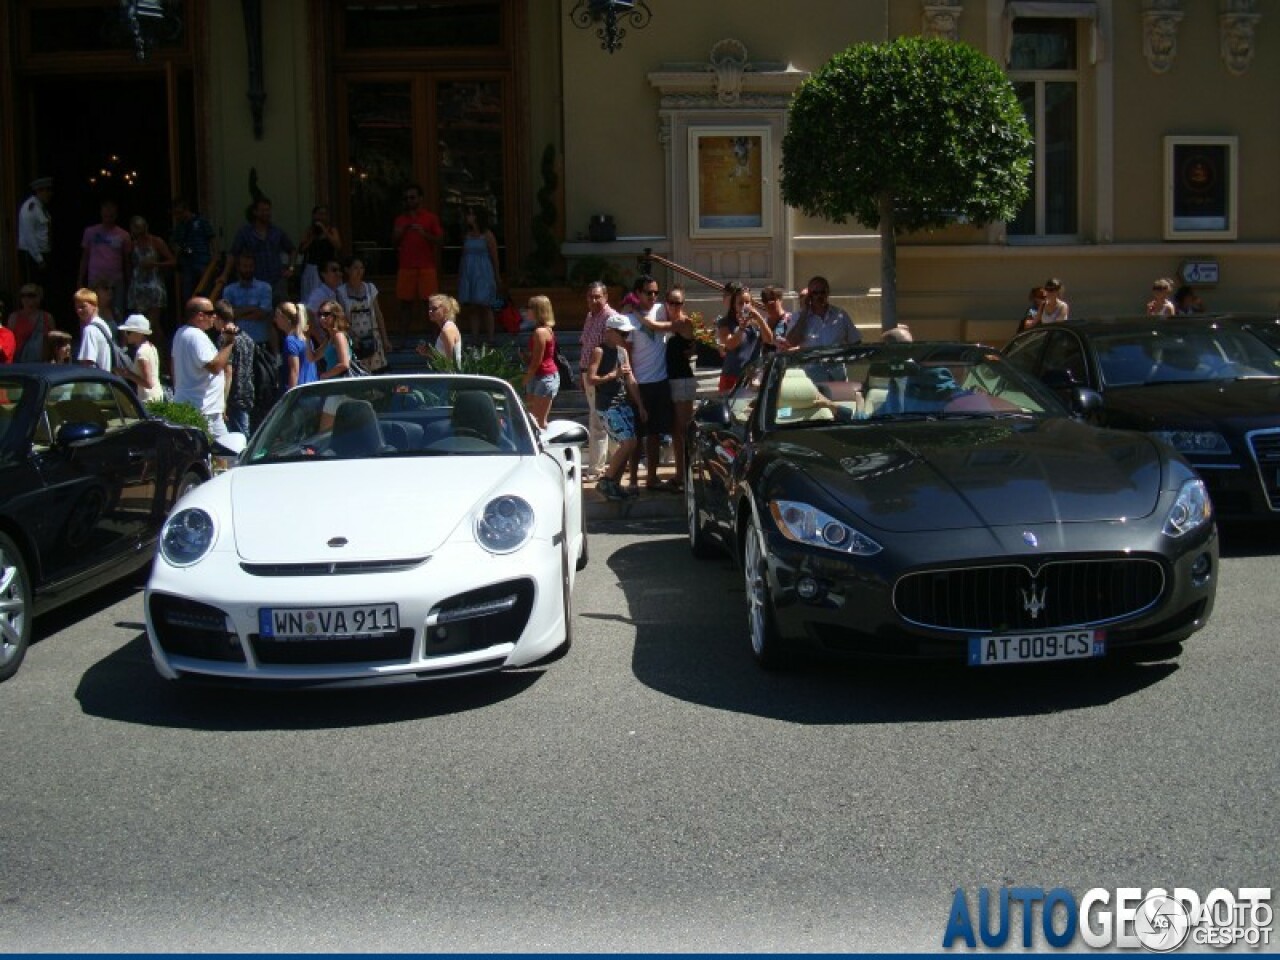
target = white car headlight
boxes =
[1163,478,1212,538]
[1152,430,1230,455]
[769,500,882,556]
[476,496,535,554]
[160,508,217,566]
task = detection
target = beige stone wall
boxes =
[558,1,887,246]
[206,0,317,248]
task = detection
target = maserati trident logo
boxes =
[1021,579,1047,620]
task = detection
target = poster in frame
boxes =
[1164,136,1237,240]
[688,126,773,238]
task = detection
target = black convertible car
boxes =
[0,364,211,681]
[1004,317,1280,519]
[685,343,1217,669]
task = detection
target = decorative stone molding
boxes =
[708,39,752,104]
[1142,0,1183,74]
[1220,0,1261,75]
[922,1,963,42]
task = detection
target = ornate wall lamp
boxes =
[568,0,653,55]
[119,0,182,61]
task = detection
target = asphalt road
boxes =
[2,519,1277,952]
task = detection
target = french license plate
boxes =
[968,629,1105,666]
[259,604,399,639]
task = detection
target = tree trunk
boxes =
[878,192,898,331]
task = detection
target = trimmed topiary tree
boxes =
[781,36,1033,329]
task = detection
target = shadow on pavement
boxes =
[603,522,1179,725]
[75,634,543,731]
[1215,520,1280,558]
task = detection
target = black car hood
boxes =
[1102,378,1280,430]
[764,418,1164,534]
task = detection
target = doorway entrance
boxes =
[30,75,180,325]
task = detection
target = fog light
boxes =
[1190,552,1212,585]
[795,576,821,601]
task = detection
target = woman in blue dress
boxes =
[457,206,500,343]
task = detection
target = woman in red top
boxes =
[7,284,54,363]
[522,294,560,429]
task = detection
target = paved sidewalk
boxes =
[567,370,720,524]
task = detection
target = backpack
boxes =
[249,342,280,428]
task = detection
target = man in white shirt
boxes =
[785,275,861,350]
[172,297,237,441]
[17,176,52,286]
[74,288,115,372]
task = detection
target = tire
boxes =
[560,530,575,651]
[686,457,716,559]
[0,532,33,683]
[743,515,788,671]
[575,508,589,571]
[175,470,203,503]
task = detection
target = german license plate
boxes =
[968,629,1105,666]
[259,604,399,639]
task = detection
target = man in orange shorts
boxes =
[392,184,443,327]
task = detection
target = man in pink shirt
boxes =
[78,200,132,318]
[392,184,443,327]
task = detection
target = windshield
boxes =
[244,375,535,465]
[765,344,1063,429]
[1095,327,1280,386]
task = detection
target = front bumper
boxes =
[145,539,566,685]
[759,518,1218,664]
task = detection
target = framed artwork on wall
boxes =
[688,126,772,238]
[1164,136,1238,240]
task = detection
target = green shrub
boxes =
[425,343,525,391]
[146,399,211,440]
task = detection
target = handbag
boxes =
[354,333,379,360]
[345,357,370,378]
[555,350,577,390]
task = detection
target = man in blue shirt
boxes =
[170,197,216,301]
[221,253,275,349]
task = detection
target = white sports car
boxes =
[145,374,588,687]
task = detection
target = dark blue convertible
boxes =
[0,364,210,681]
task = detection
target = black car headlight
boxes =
[1152,429,1230,455]
[160,508,217,566]
[476,496,535,554]
[769,500,882,557]
[1163,478,1212,538]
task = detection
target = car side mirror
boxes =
[1071,387,1103,417]
[544,420,589,447]
[55,421,106,446]
[694,399,732,428]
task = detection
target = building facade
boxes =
[3,0,1277,340]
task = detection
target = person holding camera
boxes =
[716,282,774,394]
[173,297,237,442]
[297,205,342,303]
[785,275,860,351]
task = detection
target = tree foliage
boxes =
[782,37,1032,231]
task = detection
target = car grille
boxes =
[150,594,246,662]
[423,579,536,657]
[1247,429,1280,511]
[239,557,429,576]
[893,558,1166,633]
[251,629,416,665]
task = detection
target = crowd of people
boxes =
[6,171,1218,458]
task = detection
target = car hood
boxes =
[766,418,1164,534]
[229,458,530,561]
[1103,378,1280,430]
